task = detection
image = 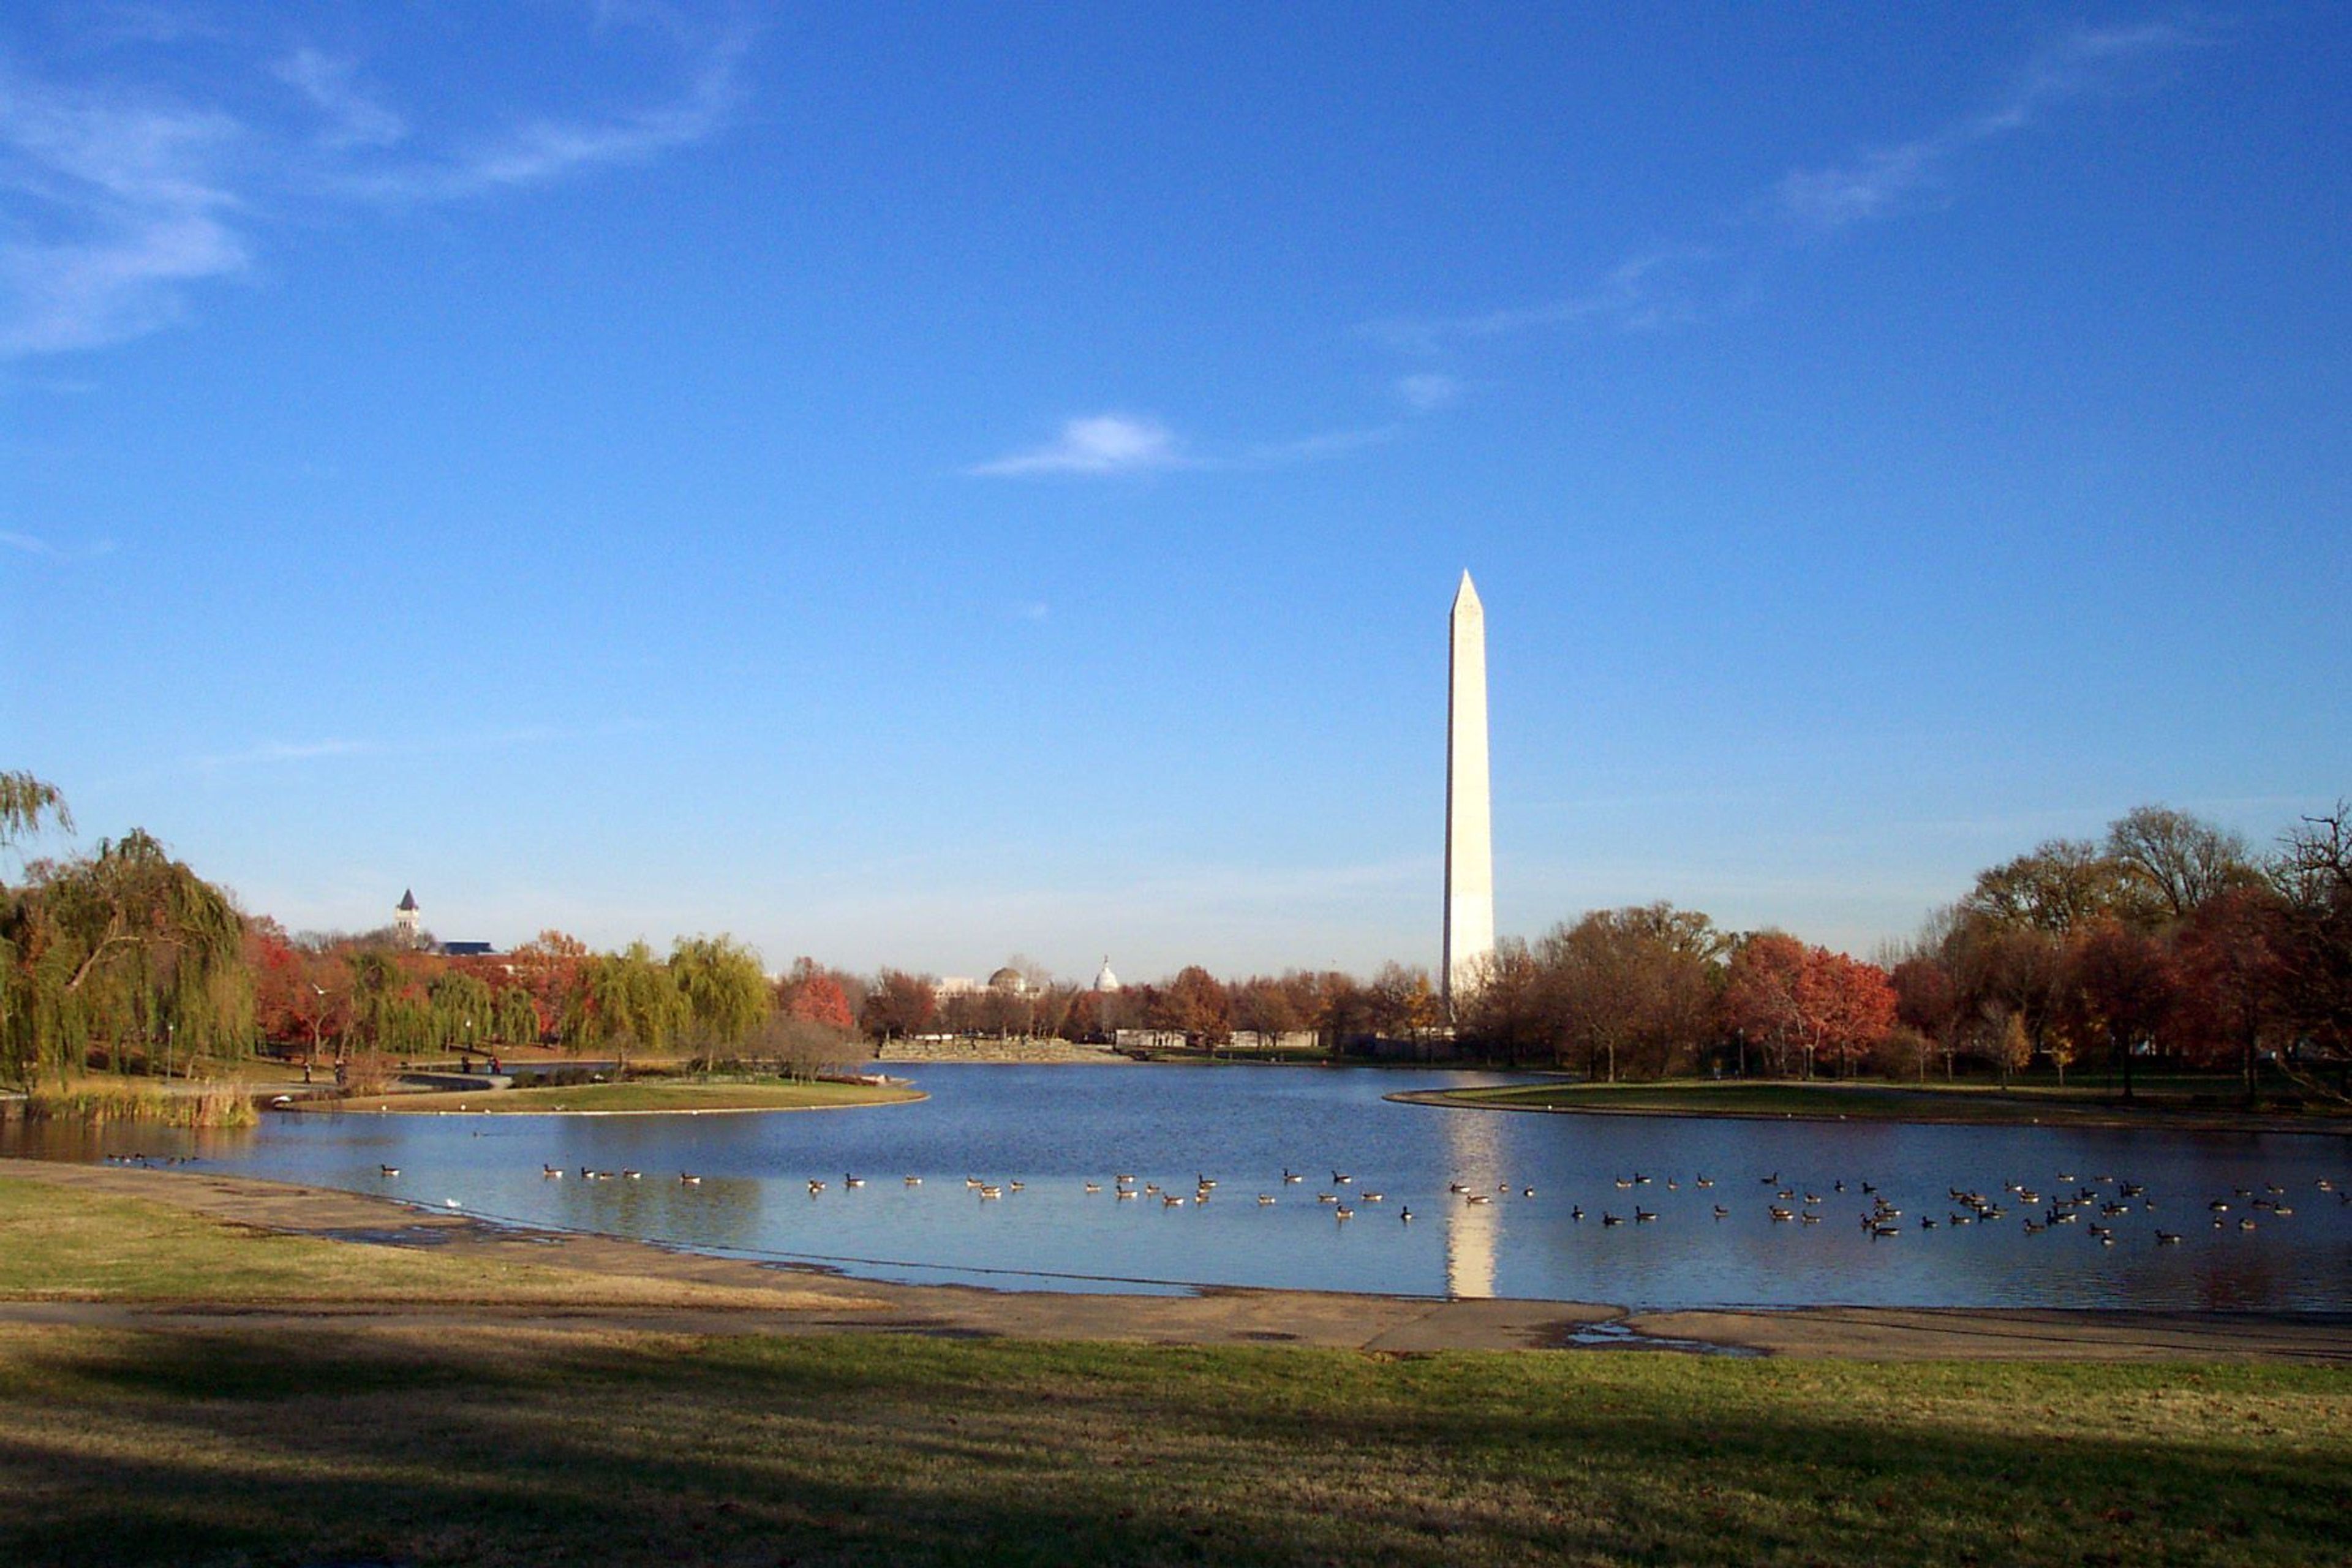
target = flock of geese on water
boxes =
[302,1156,2351,1249]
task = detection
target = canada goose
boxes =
[1198,1175,1216,1189]
[2087,1223,2111,1240]
[1711,1204,1727,1219]
[1521,1187,1536,1199]
[1760,1172,1780,1185]
[1694,1175,1714,1188]
[1007,1180,1025,1192]
[965,1177,985,1189]
[1084,1182,1102,1193]
[1572,1205,1586,1221]
[1464,1193,1493,1205]
[977,1184,1001,1199]
[2022,1219,2046,1235]
[1362,1191,1384,1202]
[1601,1212,1624,1226]
[1399,1206,1413,1223]
[678,1172,701,1185]
[1861,1182,1877,1195]
[1613,1177,1633,1189]
[1257,1194,1275,1205]
[1333,1205,1354,1221]
[2238,1216,2256,1231]
[1633,1173,1652,1186]
[379,1164,400,1177]
[845,1175,865,1188]
[1633,1207,1657,1223]
[543,1165,563,1178]
[1920,1216,1938,1230]
[1871,1223,1900,1238]
[2209,1199,2230,1212]
[1163,1193,1185,1207]
[621,1169,641,1180]
[1949,1212,1971,1226]
[1317,1192,1339,1204]
[807,1179,826,1194]
[1332,1171,1352,1185]
[1145,1183,1161,1194]
[905,1175,922,1186]
[1770,1206,1794,1222]
[1115,1188,1137,1199]
[2155,1231,2182,1245]
[1281,1169,1302,1184]
[1800,1211,1821,1224]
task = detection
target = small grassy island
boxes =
[304,1077,924,1115]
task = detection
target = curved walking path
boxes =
[4,1158,2346,1361]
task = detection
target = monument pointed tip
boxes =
[1452,570,1481,609]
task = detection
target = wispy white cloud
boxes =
[1362,249,1709,353]
[1773,23,2195,234]
[192,720,647,774]
[274,48,406,150]
[0,527,117,559]
[194,737,379,771]
[1392,372,1460,411]
[336,35,746,202]
[1,12,750,359]
[0,70,249,355]
[1368,22,2201,353]
[970,414,1187,477]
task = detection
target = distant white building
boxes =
[394,889,421,946]
[1092,956,1121,993]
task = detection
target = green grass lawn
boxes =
[1420,1077,2352,1129]
[323,1077,925,1115]
[0,1326,2342,1567]
[0,1174,2345,1564]
[0,1178,867,1310]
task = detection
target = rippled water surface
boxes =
[10,1065,2350,1311]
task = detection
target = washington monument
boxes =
[1443,571,1494,1014]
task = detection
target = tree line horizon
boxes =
[5,770,2348,1104]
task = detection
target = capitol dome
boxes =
[1091,957,1120,993]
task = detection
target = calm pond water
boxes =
[10,1064,2350,1312]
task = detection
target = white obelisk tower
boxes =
[1443,571,1494,1014]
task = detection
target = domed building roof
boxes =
[1092,956,1120,993]
[987,965,1028,993]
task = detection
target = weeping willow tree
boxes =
[1,829,251,1088]
[587,941,684,1079]
[1,772,72,846]
[670,933,770,1070]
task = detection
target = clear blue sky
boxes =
[5,4,2346,981]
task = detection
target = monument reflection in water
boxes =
[9,1065,2348,1314]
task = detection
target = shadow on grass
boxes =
[0,1329,2345,1567]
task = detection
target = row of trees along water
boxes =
[5,767,2348,1105]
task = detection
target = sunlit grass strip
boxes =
[333,1079,925,1114]
[1415,1079,2352,1126]
[0,1178,876,1310]
[0,1328,2340,1567]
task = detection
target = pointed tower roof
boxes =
[396,889,418,912]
